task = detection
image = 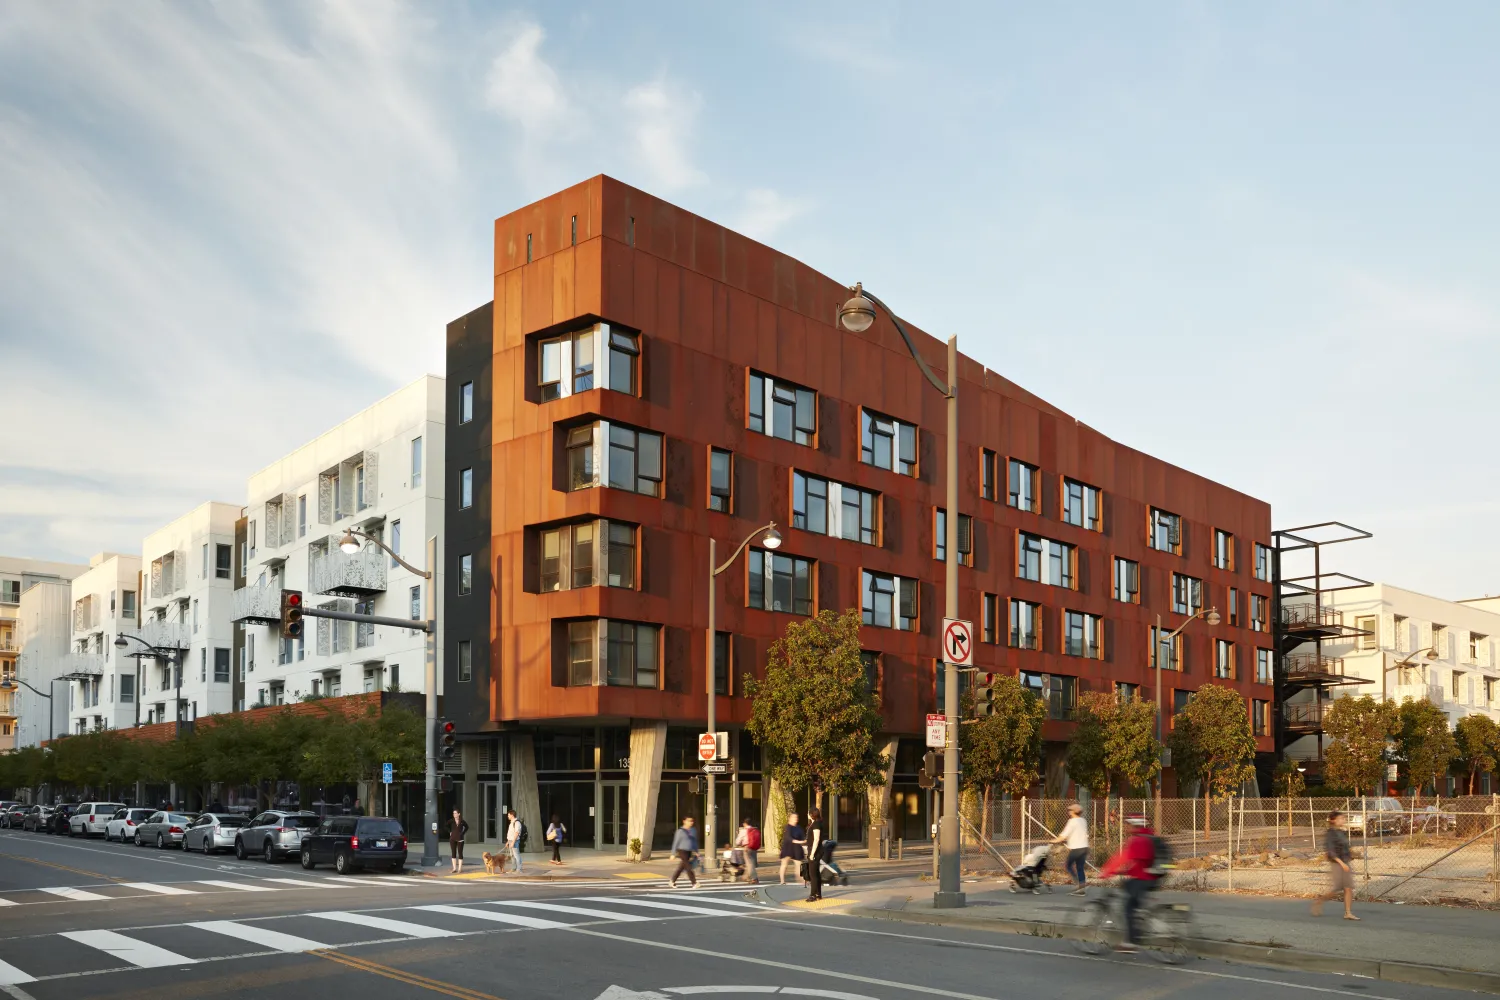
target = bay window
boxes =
[538,520,636,592]
[566,619,659,689]
[565,421,663,497]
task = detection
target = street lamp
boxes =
[1384,646,1438,701]
[116,633,186,727]
[1154,606,1220,817]
[839,282,965,909]
[337,527,442,867]
[705,522,780,854]
[0,676,55,744]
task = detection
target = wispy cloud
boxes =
[623,79,706,193]
[733,188,811,242]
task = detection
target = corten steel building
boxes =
[445,175,1274,857]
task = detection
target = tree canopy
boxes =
[1166,684,1256,830]
[1395,697,1456,795]
[1323,694,1398,795]
[1066,691,1160,798]
[1454,714,1500,795]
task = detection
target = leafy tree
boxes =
[1105,696,1161,795]
[1323,694,1398,795]
[1065,692,1114,798]
[962,673,1045,839]
[1273,758,1306,798]
[1454,714,1500,795]
[1395,698,1456,796]
[1166,684,1256,833]
[744,609,889,806]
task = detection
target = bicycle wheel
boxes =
[1069,898,1114,955]
[1146,903,1192,964]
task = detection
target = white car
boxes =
[69,802,127,838]
[105,807,156,842]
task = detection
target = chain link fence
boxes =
[957,794,1500,906]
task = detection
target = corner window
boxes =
[566,421,664,497]
[567,620,659,689]
[1113,557,1139,603]
[748,549,814,615]
[1171,573,1204,615]
[709,448,733,512]
[860,409,917,476]
[1008,459,1039,512]
[458,555,473,596]
[539,328,597,400]
[861,570,917,631]
[1213,529,1234,570]
[1254,543,1272,581]
[459,381,474,423]
[1062,478,1101,530]
[1010,599,1041,650]
[457,640,473,682]
[934,509,972,565]
[980,449,997,501]
[538,520,635,591]
[1149,507,1181,554]
[1064,611,1103,659]
[748,372,816,445]
[1018,533,1074,588]
[460,468,474,509]
[794,471,878,544]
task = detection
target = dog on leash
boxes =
[482,851,506,875]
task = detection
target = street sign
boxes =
[701,762,732,775]
[926,713,947,749]
[698,732,718,761]
[382,762,393,785]
[941,618,974,666]
[1387,763,1399,782]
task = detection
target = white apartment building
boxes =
[14,580,75,747]
[1,556,87,749]
[234,376,444,708]
[64,552,142,734]
[129,503,241,727]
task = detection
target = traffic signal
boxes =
[438,719,457,761]
[975,673,996,718]
[918,751,939,789]
[279,590,303,640]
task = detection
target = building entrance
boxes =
[600,782,629,849]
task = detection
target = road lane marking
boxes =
[0,900,15,907]
[413,904,569,929]
[480,899,656,922]
[640,893,765,908]
[309,910,458,938]
[320,876,383,886]
[37,887,109,901]
[194,879,277,892]
[120,882,195,895]
[0,854,114,882]
[312,950,505,1000]
[60,929,197,969]
[577,896,752,917]
[0,959,34,986]
[189,920,327,952]
[257,877,335,888]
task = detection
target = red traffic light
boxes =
[442,721,456,734]
[286,592,301,608]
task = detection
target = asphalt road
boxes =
[0,828,1486,1000]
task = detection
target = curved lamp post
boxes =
[1385,646,1438,700]
[839,282,965,909]
[1154,606,1221,816]
[705,522,780,853]
[0,675,55,744]
[115,632,186,727]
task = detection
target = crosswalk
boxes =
[0,890,764,985]
[0,871,430,906]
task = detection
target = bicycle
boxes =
[1070,880,1192,963]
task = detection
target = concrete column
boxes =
[626,720,667,860]
[762,776,791,851]
[509,734,541,852]
[866,736,900,858]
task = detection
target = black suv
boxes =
[48,803,79,835]
[301,816,407,874]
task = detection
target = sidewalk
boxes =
[427,843,929,883]
[842,876,1500,993]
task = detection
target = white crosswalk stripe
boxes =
[39,887,109,901]
[639,893,765,909]
[189,920,328,953]
[577,896,753,917]
[0,958,34,986]
[257,878,335,889]
[121,882,196,895]
[480,899,657,922]
[414,904,569,929]
[61,929,197,969]
[195,880,278,893]
[320,876,382,886]
[309,910,459,938]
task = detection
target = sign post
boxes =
[382,762,393,819]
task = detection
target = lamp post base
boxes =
[932,890,968,909]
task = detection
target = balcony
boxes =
[310,545,387,598]
[231,583,280,625]
[0,637,17,654]
[1282,653,1372,690]
[1283,701,1329,736]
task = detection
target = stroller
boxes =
[819,841,849,886]
[1008,843,1052,894]
[718,848,746,882]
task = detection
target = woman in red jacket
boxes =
[1099,815,1159,952]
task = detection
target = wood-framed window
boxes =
[749,371,816,445]
[860,409,917,476]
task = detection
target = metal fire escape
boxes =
[1273,522,1375,778]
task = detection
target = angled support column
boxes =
[627,720,667,860]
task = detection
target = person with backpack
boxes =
[1099,814,1161,953]
[546,813,567,866]
[505,808,525,875]
[734,817,761,884]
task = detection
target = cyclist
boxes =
[1099,814,1160,953]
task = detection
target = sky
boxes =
[2,2,1497,600]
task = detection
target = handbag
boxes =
[799,861,810,881]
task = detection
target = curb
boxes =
[845,905,1500,996]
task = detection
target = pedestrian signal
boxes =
[918,750,939,789]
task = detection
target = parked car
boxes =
[68,802,127,838]
[236,810,320,862]
[0,803,27,829]
[0,801,19,828]
[21,805,53,832]
[105,807,157,842]
[1411,804,1458,834]
[133,811,198,848]
[301,816,407,874]
[183,813,248,854]
[47,803,79,835]
[1346,797,1409,836]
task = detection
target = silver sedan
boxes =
[183,813,248,854]
[133,811,198,848]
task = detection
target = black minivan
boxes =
[300,816,407,874]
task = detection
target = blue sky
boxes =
[2,2,1497,599]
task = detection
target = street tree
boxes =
[1454,714,1500,795]
[962,673,1045,839]
[744,609,888,809]
[1065,692,1114,798]
[1105,696,1162,795]
[1166,684,1256,833]
[1395,697,1456,797]
[1323,694,1398,795]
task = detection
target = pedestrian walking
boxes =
[506,808,525,875]
[1312,810,1359,920]
[668,816,699,888]
[1052,802,1090,895]
[448,808,469,874]
[779,811,804,885]
[546,813,567,865]
[803,807,828,901]
[734,817,761,884]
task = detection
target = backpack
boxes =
[517,820,529,850]
[746,826,762,851]
[1149,834,1174,874]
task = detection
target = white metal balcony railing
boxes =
[0,636,17,654]
[231,583,280,625]
[72,594,100,634]
[120,619,190,651]
[310,544,387,598]
[66,654,106,677]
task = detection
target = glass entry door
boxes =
[483,782,502,842]
[600,782,629,849]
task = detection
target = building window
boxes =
[568,620,659,689]
[1018,533,1074,588]
[608,329,639,394]
[212,544,230,580]
[539,520,635,591]
[1471,632,1486,662]
[1228,587,1239,626]
[934,509,973,565]
[748,372,816,445]
[1008,459,1039,512]
[1064,611,1103,659]
[1215,639,1237,679]
[1213,529,1234,570]
[355,463,367,510]
[1450,669,1463,700]
[1171,573,1204,615]
[1254,543,1271,581]
[794,472,879,544]
[1113,558,1139,604]
[248,520,257,560]
[1152,627,1183,671]
[1250,594,1268,632]
[119,675,134,703]
[1355,616,1377,651]
[459,381,474,423]
[749,549,814,615]
[1115,681,1140,703]
[1256,648,1273,684]
[460,468,473,509]
[565,421,663,497]
[1253,699,1271,736]
[714,631,731,696]
[1486,677,1496,706]
[296,496,307,538]
[457,640,473,682]
[411,585,422,623]
[1062,479,1101,530]
[411,436,423,489]
[860,409,917,476]
[980,450,997,500]
[1149,507,1181,554]
[458,555,473,596]
[709,448,733,512]
[214,648,230,683]
[122,590,137,618]
[861,571,917,631]
[982,593,999,643]
[1021,671,1076,721]
[539,328,597,399]
[390,520,402,568]
[1010,599,1041,650]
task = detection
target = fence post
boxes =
[1361,798,1369,883]
[1492,793,1498,897]
[1275,798,1280,853]
[1192,798,1197,857]
[1308,797,1316,851]
[1020,796,1027,860]
[1227,796,1234,890]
